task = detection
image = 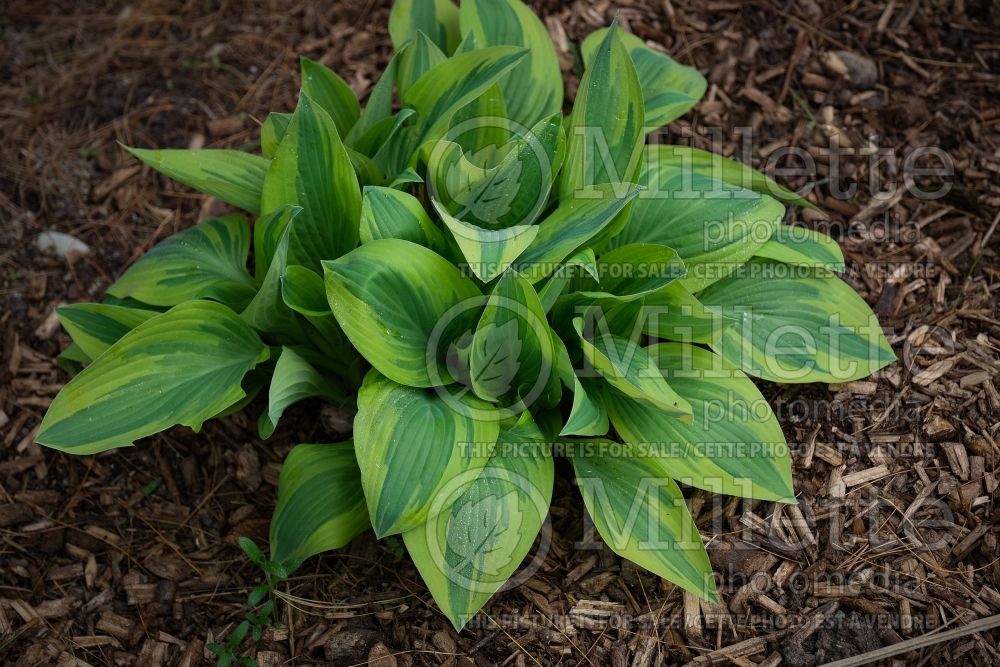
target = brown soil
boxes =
[2,1,999,665]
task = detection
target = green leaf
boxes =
[259,347,346,439]
[469,271,559,406]
[404,415,553,629]
[755,225,845,272]
[57,341,90,374]
[269,442,369,565]
[242,210,304,338]
[347,47,406,147]
[567,440,717,602]
[397,31,447,96]
[389,167,423,188]
[434,200,537,282]
[403,46,528,144]
[107,214,257,310]
[638,282,731,345]
[537,248,598,312]
[37,301,268,454]
[261,112,291,159]
[300,57,360,137]
[573,317,692,420]
[56,303,158,361]
[247,584,269,607]
[574,243,686,301]
[360,186,446,251]
[513,183,642,283]
[560,377,608,437]
[559,22,644,198]
[253,205,300,281]
[448,81,509,155]
[641,145,816,209]
[323,239,481,387]
[458,0,563,128]
[370,111,421,179]
[280,266,356,376]
[581,29,706,131]
[237,536,266,567]
[122,145,268,214]
[605,343,794,501]
[698,261,896,383]
[389,0,461,54]
[280,266,330,317]
[347,146,385,187]
[613,146,785,292]
[354,370,501,536]
[261,93,361,271]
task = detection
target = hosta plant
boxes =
[38,0,894,631]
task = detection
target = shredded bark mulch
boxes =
[1,1,998,665]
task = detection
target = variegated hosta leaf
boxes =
[537,248,599,312]
[469,271,559,406]
[122,145,268,214]
[56,303,158,361]
[259,347,347,439]
[560,377,609,437]
[450,80,510,156]
[514,183,642,283]
[389,167,424,189]
[429,113,564,231]
[434,201,537,282]
[37,301,268,454]
[567,439,717,601]
[458,0,563,128]
[354,370,501,536]
[57,342,90,374]
[300,57,361,138]
[397,31,447,97]
[360,186,447,252]
[261,93,361,272]
[281,265,333,317]
[559,22,644,198]
[368,109,419,179]
[347,46,406,148]
[612,146,785,292]
[261,112,291,159]
[573,317,692,420]
[581,29,706,132]
[404,413,553,629]
[269,442,369,566]
[639,282,732,345]
[242,209,309,340]
[755,225,845,272]
[323,239,481,387]
[261,108,382,185]
[107,214,257,310]
[605,343,794,501]
[253,205,300,281]
[389,0,461,55]
[425,139,485,212]
[642,145,817,209]
[403,46,527,145]
[280,266,356,377]
[697,261,896,383]
[573,243,686,302]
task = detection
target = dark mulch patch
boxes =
[2,1,999,665]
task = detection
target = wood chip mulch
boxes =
[1,1,998,665]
